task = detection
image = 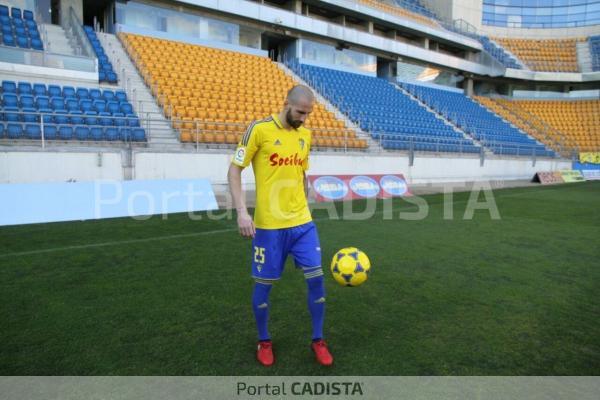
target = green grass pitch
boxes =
[1,182,599,375]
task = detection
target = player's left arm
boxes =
[304,172,308,199]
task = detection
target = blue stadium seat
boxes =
[107,101,120,114]
[54,110,69,125]
[75,126,89,140]
[2,79,143,143]
[48,85,61,98]
[105,127,119,141]
[84,25,117,83]
[89,127,103,140]
[43,124,58,140]
[25,123,41,139]
[59,126,73,140]
[102,90,115,102]
[22,109,39,123]
[33,83,46,96]
[50,97,66,111]
[66,99,79,112]
[2,35,16,46]
[89,89,102,100]
[120,102,133,114]
[93,100,106,113]
[16,36,29,48]
[7,122,22,139]
[23,10,33,21]
[127,115,140,127]
[113,113,126,127]
[14,26,26,37]
[0,123,4,138]
[288,62,479,154]
[99,112,112,126]
[119,128,131,141]
[3,108,20,122]
[80,99,93,112]
[115,90,127,102]
[11,7,21,19]
[31,38,43,50]
[17,82,33,95]
[399,81,554,156]
[69,111,84,125]
[63,86,76,99]
[84,111,98,126]
[2,93,18,107]
[19,94,34,108]
[35,95,50,109]
[76,88,89,99]
[0,5,8,16]
[2,80,17,94]
[132,128,146,141]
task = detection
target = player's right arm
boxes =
[227,122,261,238]
[228,163,255,238]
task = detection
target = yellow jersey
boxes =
[232,114,313,229]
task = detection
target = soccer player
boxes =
[227,85,333,367]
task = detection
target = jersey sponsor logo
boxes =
[234,147,246,164]
[269,152,304,167]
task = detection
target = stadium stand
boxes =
[290,62,480,154]
[0,80,145,141]
[393,0,438,21]
[0,4,43,51]
[119,33,366,149]
[83,26,118,83]
[399,82,554,156]
[358,0,439,28]
[589,35,600,72]
[492,37,582,72]
[478,36,522,69]
[474,96,577,155]
[489,98,600,153]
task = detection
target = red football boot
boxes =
[256,340,274,367]
[311,339,333,366]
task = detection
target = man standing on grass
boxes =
[227,85,333,367]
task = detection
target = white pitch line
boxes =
[0,185,573,259]
[0,228,237,258]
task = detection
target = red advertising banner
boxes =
[308,174,412,202]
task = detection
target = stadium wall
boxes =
[0,151,123,184]
[0,151,568,186]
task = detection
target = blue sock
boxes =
[305,269,325,341]
[252,281,273,341]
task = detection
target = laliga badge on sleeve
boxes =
[234,147,246,164]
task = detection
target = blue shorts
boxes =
[251,221,321,281]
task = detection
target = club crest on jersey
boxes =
[274,139,282,146]
[299,138,305,150]
[234,147,246,164]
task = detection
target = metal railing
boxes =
[488,96,578,158]
[67,6,95,58]
[0,44,97,72]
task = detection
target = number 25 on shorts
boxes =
[254,246,265,264]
